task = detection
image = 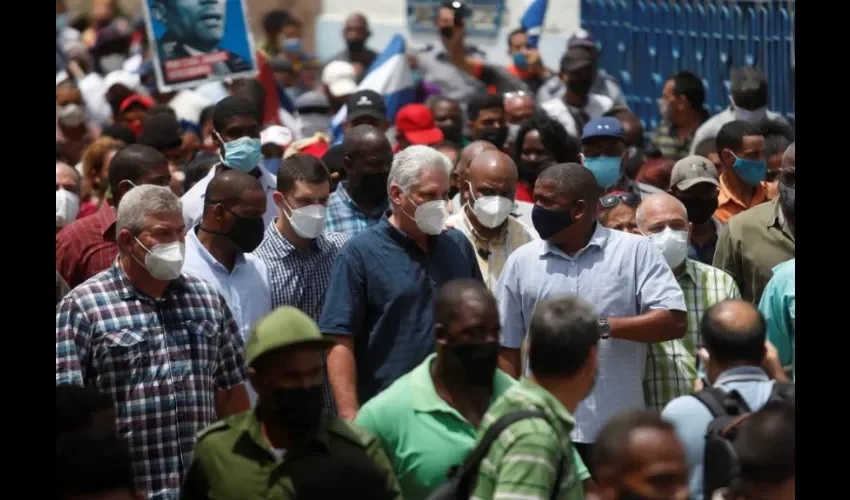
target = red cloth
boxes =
[77,200,99,220]
[56,204,118,288]
[515,181,534,202]
[255,50,282,126]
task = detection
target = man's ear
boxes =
[389,183,404,206]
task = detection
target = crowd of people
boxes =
[56,1,795,499]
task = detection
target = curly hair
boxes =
[513,112,580,163]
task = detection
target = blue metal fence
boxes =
[581,0,794,131]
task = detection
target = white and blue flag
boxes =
[330,34,415,144]
[520,0,548,49]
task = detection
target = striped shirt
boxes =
[252,221,350,415]
[325,182,387,236]
[445,209,538,291]
[650,118,701,161]
[471,378,585,500]
[55,262,247,500]
[643,259,741,410]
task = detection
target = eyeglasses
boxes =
[600,192,640,209]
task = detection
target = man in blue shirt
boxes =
[662,300,788,500]
[320,145,482,420]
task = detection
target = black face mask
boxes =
[225,214,266,253]
[478,126,508,148]
[439,26,455,39]
[351,172,389,205]
[346,38,366,53]
[271,385,324,434]
[567,78,593,97]
[778,181,795,232]
[447,342,499,387]
[678,196,718,225]
[439,123,464,145]
[532,204,574,240]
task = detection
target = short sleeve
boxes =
[635,239,686,313]
[213,301,248,390]
[319,245,366,337]
[495,253,525,349]
[56,294,90,385]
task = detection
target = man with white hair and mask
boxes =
[56,162,81,233]
[56,184,250,499]
[636,192,741,411]
[320,145,483,420]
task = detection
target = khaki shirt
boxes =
[181,409,402,500]
[713,199,794,304]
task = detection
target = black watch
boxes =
[598,318,611,339]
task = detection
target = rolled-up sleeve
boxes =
[496,253,525,349]
[319,245,366,337]
[56,295,89,385]
[214,302,247,390]
[635,239,687,313]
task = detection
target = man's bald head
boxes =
[702,300,766,366]
[504,93,534,125]
[344,12,369,29]
[342,124,391,157]
[636,192,688,233]
[458,140,498,179]
[537,163,602,206]
[204,169,263,209]
[435,279,497,328]
[468,150,518,181]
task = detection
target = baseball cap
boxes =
[245,306,334,367]
[561,46,594,73]
[669,155,720,190]
[295,90,331,113]
[567,28,597,49]
[396,104,444,145]
[261,125,294,149]
[347,90,387,122]
[321,61,358,98]
[119,94,154,114]
[581,117,625,143]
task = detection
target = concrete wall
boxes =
[316,0,582,67]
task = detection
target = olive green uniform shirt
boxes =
[181,409,402,500]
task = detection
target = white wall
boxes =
[316,0,582,69]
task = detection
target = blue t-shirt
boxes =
[319,213,483,403]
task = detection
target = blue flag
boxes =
[520,0,548,49]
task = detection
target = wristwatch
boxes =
[598,318,611,339]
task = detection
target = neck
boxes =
[197,227,238,272]
[673,109,703,138]
[464,204,503,241]
[346,183,378,213]
[119,255,169,298]
[557,223,594,256]
[389,210,429,251]
[258,404,293,449]
[709,362,762,384]
[431,357,492,425]
[721,168,755,203]
[275,215,313,251]
[565,90,588,108]
[691,219,716,243]
[530,374,584,414]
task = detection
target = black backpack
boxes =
[426,409,567,500]
[694,381,795,498]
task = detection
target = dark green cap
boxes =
[245,306,334,366]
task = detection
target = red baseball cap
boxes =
[396,104,444,146]
[119,94,154,114]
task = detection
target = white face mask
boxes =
[646,227,689,269]
[467,182,513,229]
[729,95,768,123]
[56,189,80,228]
[58,103,86,128]
[406,196,448,235]
[134,238,185,281]
[283,199,327,239]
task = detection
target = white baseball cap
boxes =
[261,126,294,148]
[321,61,358,98]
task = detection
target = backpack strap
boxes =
[549,444,568,500]
[693,387,752,418]
[456,409,548,479]
[769,381,795,403]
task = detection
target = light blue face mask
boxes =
[731,154,767,186]
[583,156,622,190]
[282,38,302,53]
[219,134,262,173]
[512,52,528,70]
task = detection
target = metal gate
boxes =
[580,0,795,130]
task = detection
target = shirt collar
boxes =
[380,211,437,253]
[199,164,277,202]
[458,207,508,245]
[99,204,117,240]
[111,259,186,301]
[714,366,770,386]
[518,378,577,431]
[237,406,332,458]
[679,258,699,284]
[718,172,768,210]
[540,222,609,258]
[263,219,329,257]
[186,225,246,273]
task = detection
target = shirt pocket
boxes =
[181,320,219,378]
[100,329,148,381]
[589,272,636,317]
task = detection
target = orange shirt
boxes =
[714,172,776,224]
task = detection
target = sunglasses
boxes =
[600,192,640,209]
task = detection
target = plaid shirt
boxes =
[253,221,349,415]
[56,204,119,288]
[644,259,741,410]
[55,262,247,500]
[472,378,585,500]
[650,119,696,161]
[325,182,387,236]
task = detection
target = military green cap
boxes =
[245,306,334,366]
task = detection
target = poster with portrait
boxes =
[142,0,259,92]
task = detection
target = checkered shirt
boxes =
[325,182,386,236]
[253,221,350,415]
[55,262,247,500]
[644,259,741,410]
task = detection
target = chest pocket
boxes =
[100,329,148,381]
[181,320,219,377]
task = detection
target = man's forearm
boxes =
[608,309,687,343]
[327,338,360,420]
